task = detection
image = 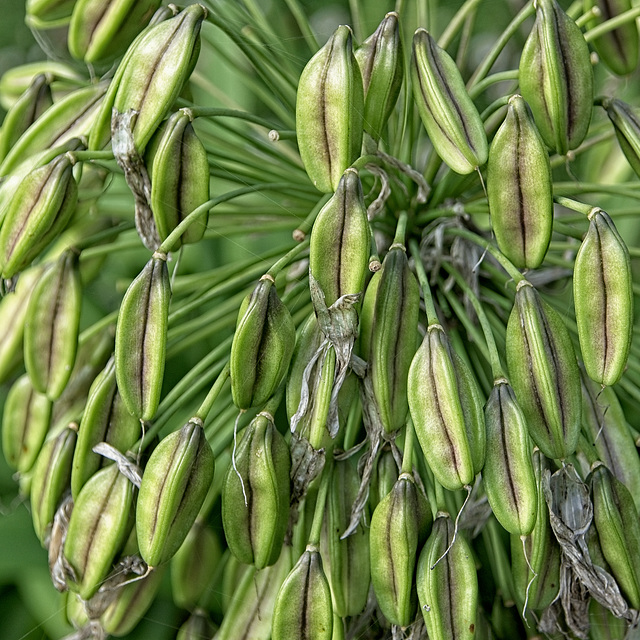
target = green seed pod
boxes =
[574,208,633,386]
[354,12,403,143]
[230,276,295,411]
[296,25,364,193]
[483,379,537,536]
[309,168,370,307]
[272,546,333,640]
[221,412,291,569]
[518,0,594,155]
[136,419,215,567]
[115,255,170,421]
[176,609,216,640]
[147,110,210,249]
[590,462,640,609]
[589,598,628,640]
[411,28,488,174]
[417,513,478,640]
[26,0,75,21]
[602,98,640,178]
[171,519,222,611]
[64,463,136,600]
[369,446,398,511]
[71,358,141,499]
[24,250,82,401]
[320,458,370,617]
[506,281,581,460]
[486,94,553,270]
[369,472,432,627]
[0,152,78,279]
[408,324,486,491]
[585,0,638,76]
[2,374,52,474]
[30,424,77,545]
[368,246,420,433]
[357,268,381,363]
[68,0,161,67]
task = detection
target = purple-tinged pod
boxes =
[506,281,581,460]
[136,419,214,567]
[602,98,640,178]
[574,208,633,387]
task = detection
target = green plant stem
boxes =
[584,6,640,42]
[401,418,415,474]
[195,364,230,421]
[184,106,281,131]
[308,469,331,547]
[409,239,439,325]
[283,0,318,51]
[438,0,483,49]
[554,195,598,216]
[265,239,309,278]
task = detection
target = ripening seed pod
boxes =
[411,29,488,174]
[272,546,333,640]
[115,255,170,421]
[602,98,640,178]
[136,419,214,567]
[0,153,78,278]
[221,412,291,569]
[296,25,364,193]
[25,0,75,21]
[506,281,581,460]
[417,513,478,640]
[147,110,210,249]
[574,208,633,386]
[2,374,52,474]
[68,0,161,67]
[354,12,403,143]
[63,464,136,600]
[24,250,82,401]
[483,379,537,536]
[486,94,553,269]
[369,472,432,627]
[230,276,295,410]
[591,462,640,609]
[518,0,594,155]
[367,245,420,433]
[589,598,628,640]
[309,168,370,307]
[408,324,486,491]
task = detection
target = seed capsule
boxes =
[417,513,478,640]
[26,0,75,21]
[574,209,633,386]
[506,281,581,460]
[369,472,432,627]
[411,29,488,174]
[355,12,403,143]
[147,110,210,249]
[230,276,295,411]
[221,412,290,569]
[115,255,170,421]
[486,95,553,269]
[518,0,594,155]
[603,98,640,178]
[296,25,364,193]
[309,168,370,307]
[136,419,214,567]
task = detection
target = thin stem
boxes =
[409,239,439,325]
[195,364,230,421]
[183,106,281,130]
[438,0,483,50]
[554,195,598,217]
[401,418,415,474]
[308,468,331,547]
[469,72,519,100]
[265,239,309,278]
[584,6,640,42]
[393,211,409,246]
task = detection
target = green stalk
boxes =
[584,6,640,42]
[195,364,231,421]
[409,239,439,325]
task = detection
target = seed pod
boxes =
[506,281,581,460]
[147,110,210,249]
[176,609,216,640]
[518,0,594,155]
[2,374,52,474]
[63,464,136,600]
[230,276,295,410]
[408,324,485,491]
[590,462,640,609]
[411,29,488,174]
[417,513,478,640]
[24,250,82,401]
[574,208,633,386]
[272,546,333,640]
[369,447,398,511]
[136,419,215,567]
[602,98,640,178]
[585,0,638,76]
[354,12,403,143]
[71,358,141,499]
[309,168,370,307]
[0,152,78,279]
[30,425,77,544]
[68,0,162,67]
[483,379,537,536]
[115,255,170,421]
[589,598,628,640]
[221,412,290,569]
[369,472,432,627]
[357,268,381,363]
[486,94,553,269]
[26,0,75,21]
[296,24,364,193]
